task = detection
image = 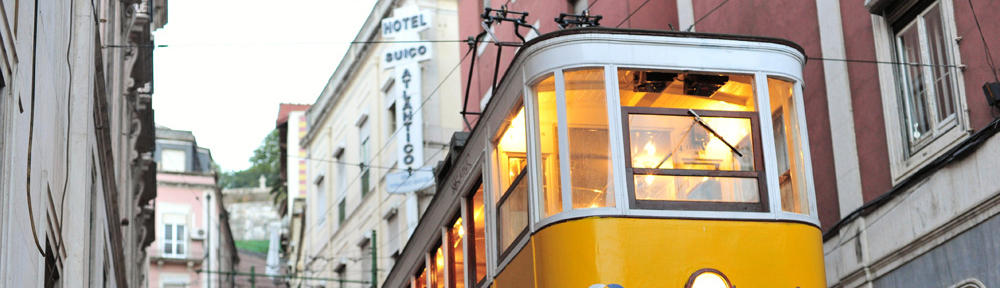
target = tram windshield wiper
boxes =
[687,109,744,157]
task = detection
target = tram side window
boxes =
[494,104,529,256]
[415,266,428,288]
[432,246,444,288]
[469,183,487,285]
[769,77,809,214]
[619,69,767,211]
[564,68,614,209]
[534,74,562,217]
[449,217,465,288]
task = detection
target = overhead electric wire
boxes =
[807,57,965,68]
[967,0,999,81]
[298,48,472,269]
[687,0,731,31]
[615,0,653,28]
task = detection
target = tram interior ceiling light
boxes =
[984,82,1000,108]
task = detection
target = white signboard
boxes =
[394,62,425,171]
[381,11,432,39]
[382,42,433,68]
[386,170,435,194]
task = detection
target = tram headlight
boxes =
[686,269,731,288]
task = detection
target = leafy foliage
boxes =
[219,130,282,189]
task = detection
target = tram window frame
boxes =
[464,179,488,287]
[618,69,769,212]
[491,102,531,265]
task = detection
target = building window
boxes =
[769,77,809,214]
[360,120,372,197]
[338,198,346,224]
[448,216,465,288]
[335,265,347,288]
[618,69,767,212]
[160,149,186,172]
[894,2,961,151]
[467,182,487,286]
[360,239,372,283]
[874,0,967,181]
[315,173,327,224]
[162,223,186,258]
[493,104,529,258]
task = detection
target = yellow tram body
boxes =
[382,28,826,288]
[494,218,824,287]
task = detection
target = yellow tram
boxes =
[383,27,825,288]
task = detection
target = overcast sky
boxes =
[153,0,377,171]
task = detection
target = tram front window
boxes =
[619,69,766,211]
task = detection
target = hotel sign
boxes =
[384,6,434,194]
[381,11,432,38]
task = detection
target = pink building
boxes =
[149,127,238,287]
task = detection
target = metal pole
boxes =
[371,230,377,288]
[206,194,212,288]
[250,266,256,288]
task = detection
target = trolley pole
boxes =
[371,229,377,288]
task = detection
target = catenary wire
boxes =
[615,0,653,28]
[687,0,731,31]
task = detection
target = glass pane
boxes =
[416,268,428,288]
[164,224,172,240]
[450,218,465,288]
[633,175,758,202]
[769,78,809,214]
[175,225,184,241]
[164,242,173,254]
[433,247,444,288]
[898,25,932,141]
[534,74,562,216]
[498,175,528,252]
[565,68,615,209]
[618,69,756,111]
[495,106,528,199]
[176,243,184,255]
[924,5,956,121]
[629,114,754,171]
[471,185,486,284]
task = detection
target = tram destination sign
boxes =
[381,11,432,39]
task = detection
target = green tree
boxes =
[219,130,287,213]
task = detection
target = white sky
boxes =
[152,0,377,171]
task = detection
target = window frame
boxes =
[161,222,186,258]
[493,170,529,261]
[620,106,770,212]
[462,178,488,288]
[872,0,970,183]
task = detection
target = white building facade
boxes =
[0,0,166,287]
[293,0,462,286]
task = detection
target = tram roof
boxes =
[525,27,806,57]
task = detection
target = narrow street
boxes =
[2,0,1000,287]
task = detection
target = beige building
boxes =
[0,0,166,287]
[292,0,461,286]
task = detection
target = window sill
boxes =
[891,125,970,185]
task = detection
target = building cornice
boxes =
[302,0,396,146]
